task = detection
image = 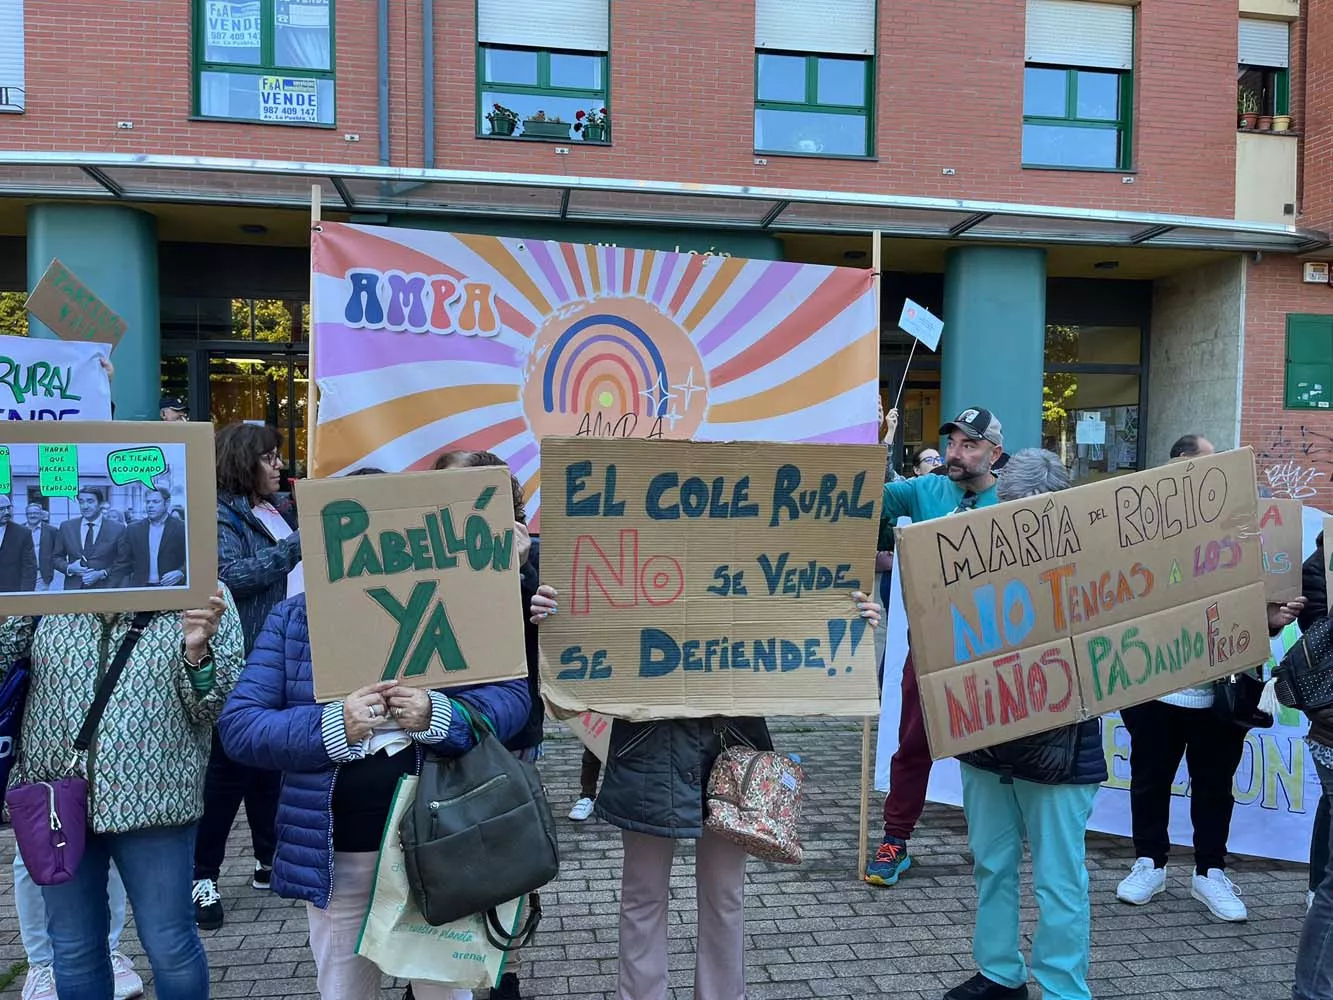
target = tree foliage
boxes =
[0,291,29,337]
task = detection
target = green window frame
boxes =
[192,0,336,127]
[1238,65,1290,119]
[1285,314,1333,410]
[477,45,609,142]
[1022,65,1133,171]
[753,51,873,158]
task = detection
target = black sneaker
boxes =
[192,878,223,930]
[252,862,273,890]
[944,973,1029,1000]
[491,972,522,999]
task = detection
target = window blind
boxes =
[478,0,608,52]
[755,0,875,57]
[1239,18,1290,69]
[0,0,24,111]
[1026,0,1134,71]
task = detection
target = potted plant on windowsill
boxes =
[574,107,609,143]
[1238,88,1260,129]
[1258,114,1274,130]
[1274,114,1293,132]
[521,111,570,139]
[485,103,519,137]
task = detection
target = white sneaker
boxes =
[112,952,145,1000]
[568,797,595,821]
[21,964,55,1000]
[1310,889,1317,912]
[1116,857,1166,905]
[1192,868,1248,922]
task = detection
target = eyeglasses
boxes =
[259,451,283,468]
[919,456,943,466]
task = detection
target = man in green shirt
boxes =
[866,407,1005,887]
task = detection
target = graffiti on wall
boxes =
[1258,425,1332,499]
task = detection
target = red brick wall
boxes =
[1300,0,1333,228]
[1241,255,1333,510]
[10,0,1247,219]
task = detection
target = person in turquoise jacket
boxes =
[866,406,1005,888]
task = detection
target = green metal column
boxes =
[27,204,160,421]
[941,246,1046,452]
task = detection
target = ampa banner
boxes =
[309,222,879,528]
[0,334,111,422]
[876,504,1328,864]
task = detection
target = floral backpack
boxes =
[705,746,805,864]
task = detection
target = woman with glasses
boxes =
[909,446,943,478]
[192,423,304,931]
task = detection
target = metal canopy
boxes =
[0,151,1324,253]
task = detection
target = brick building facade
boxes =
[0,0,1327,501]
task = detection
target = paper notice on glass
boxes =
[1076,417,1106,446]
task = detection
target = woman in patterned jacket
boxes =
[0,588,244,1000]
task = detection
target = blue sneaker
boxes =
[865,836,911,886]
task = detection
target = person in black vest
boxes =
[0,495,35,593]
[24,503,57,592]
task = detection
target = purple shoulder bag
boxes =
[8,613,153,886]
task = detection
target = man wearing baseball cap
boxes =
[160,396,189,422]
[865,406,1005,888]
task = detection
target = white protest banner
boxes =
[0,334,111,422]
[205,0,261,49]
[876,502,1329,864]
[259,76,319,123]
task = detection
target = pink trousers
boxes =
[618,829,749,1000]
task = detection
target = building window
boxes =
[0,0,25,113]
[1238,18,1290,122]
[753,0,875,157]
[193,0,335,126]
[754,53,872,157]
[1043,324,1143,481]
[1023,0,1134,170]
[477,0,609,141]
[479,47,608,141]
[1285,314,1333,410]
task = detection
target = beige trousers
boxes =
[305,850,474,1000]
[618,829,748,1000]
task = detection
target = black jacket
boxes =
[505,537,545,753]
[957,718,1107,785]
[1298,533,1333,749]
[595,716,773,838]
[116,516,187,588]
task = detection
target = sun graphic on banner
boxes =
[522,297,708,441]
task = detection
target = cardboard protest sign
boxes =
[0,334,112,422]
[297,468,527,702]
[1259,498,1303,601]
[0,421,217,616]
[569,710,611,763]
[895,448,1269,758]
[538,438,884,720]
[25,260,127,348]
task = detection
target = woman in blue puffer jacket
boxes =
[217,588,530,1000]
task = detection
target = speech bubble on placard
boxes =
[107,446,167,490]
[38,444,78,497]
[0,447,9,495]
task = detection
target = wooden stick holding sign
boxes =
[859,229,882,881]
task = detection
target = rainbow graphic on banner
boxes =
[310,222,879,528]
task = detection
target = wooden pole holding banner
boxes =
[307,185,322,478]
[858,228,881,881]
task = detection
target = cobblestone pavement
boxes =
[0,718,1311,998]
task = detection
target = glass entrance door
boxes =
[207,351,310,479]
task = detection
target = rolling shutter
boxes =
[1026,0,1134,70]
[478,0,608,52]
[0,0,24,112]
[755,0,875,56]
[1239,18,1290,69]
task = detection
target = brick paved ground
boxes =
[0,718,1311,999]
